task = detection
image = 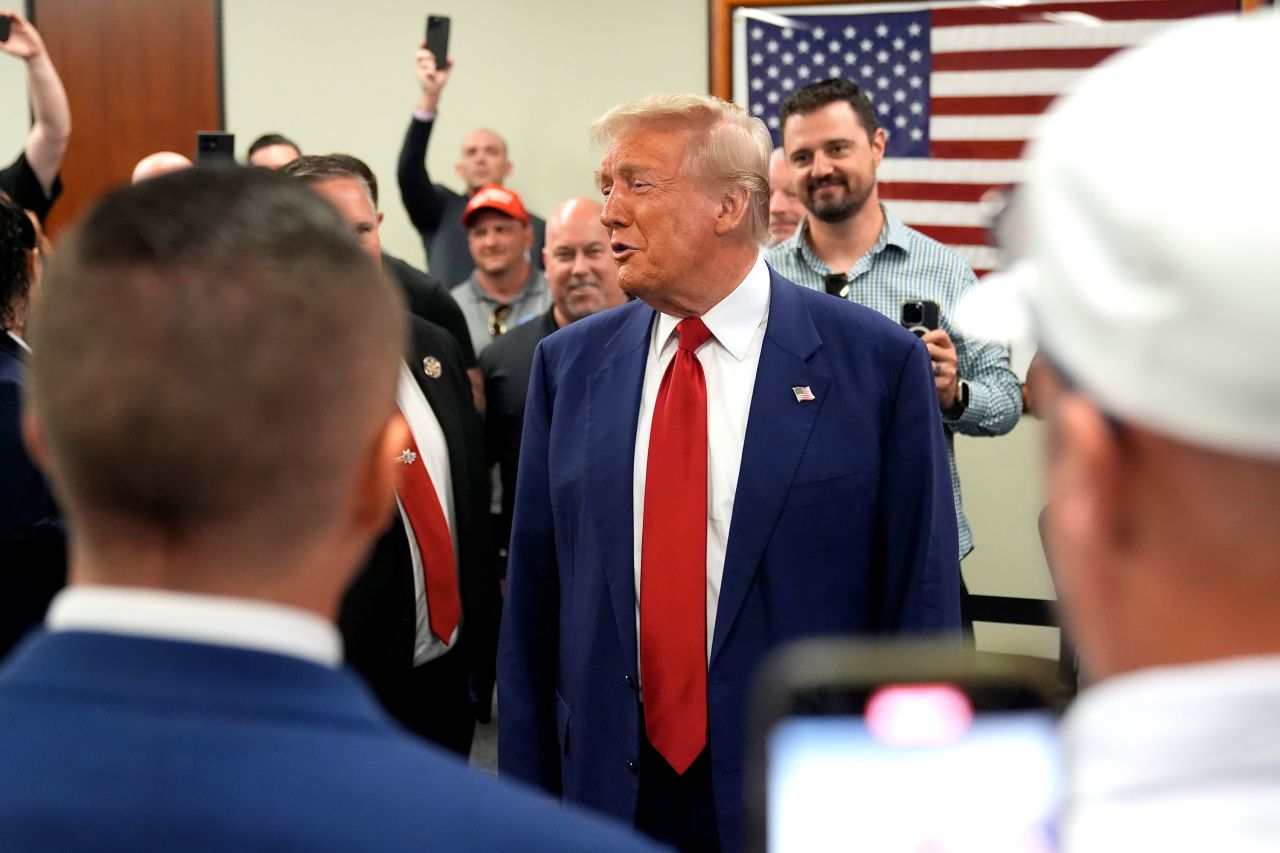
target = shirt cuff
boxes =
[412,109,437,123]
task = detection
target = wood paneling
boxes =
[32,0,221,236]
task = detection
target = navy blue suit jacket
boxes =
[0,629,664,852]
[498,269,960,850]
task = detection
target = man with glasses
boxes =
[450,184,549,357]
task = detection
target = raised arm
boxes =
[1,13,70,195]
[396,46,452,234]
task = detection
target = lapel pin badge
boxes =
[792,385,816,402]
[397,449,418,465]
[423,356,442,379]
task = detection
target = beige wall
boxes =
[222,0,709,270]
[0,1,1057,658]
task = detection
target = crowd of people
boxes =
[2,8,1279,852]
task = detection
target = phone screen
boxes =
[766,684,1061,852]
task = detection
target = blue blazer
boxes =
[498,269,960,851]
[0,629,664,852]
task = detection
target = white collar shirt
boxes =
[632,253,771,664]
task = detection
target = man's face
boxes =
[597,124,722,306]
[456,130,512,194]
[783,101,885,224]
[768,154,805,245]
[309,177,382,264]
[543,201,624,326]
[467,209,531,278]
[249,143,301,170]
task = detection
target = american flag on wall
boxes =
[733,0,1238,275]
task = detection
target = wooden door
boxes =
[31,0,221,237]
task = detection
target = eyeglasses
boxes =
[824,273,850,299]
[489,303,513,337]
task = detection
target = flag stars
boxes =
[861,38,874,51]
[909,49,923,63]
[909,75,923,89]
[828,39,841,52]
[828,66,842,77]
[862,64,874,77]
[767,91,780,104]
[782,51,794,65]
[814,26,826,38]
[767,39,779,53]
[892,37,905,51]
[813,51,826,64]
[877,101,891,115]
[908,22,922,37]
[894,115,908,128]
[797,40,810,53]
[893,89,907,102]
[875,22,889,37]
[843,26,857,38]
[752,103,764,115]
[781,77,795,91]
[797,66,810,79]
[767,66,780,79]
[877,76,889,89]
[910,127,924,141]
[751,52,764,66]
[844,51,857,65]
[751,77,764,91]
[893,63,906,76]
[877,50,890,63]
[768,115,780,129]
[751,26,764,39]
[910,101,923,114]
[782,28,794,39]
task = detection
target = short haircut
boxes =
[591,94,771,245]
[779,78,879,142]
[281,154,379,209]
[25,167,405,554]
[0,197,35,331]
[247,133,301,158]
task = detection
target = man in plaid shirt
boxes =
[766,78,1020,571]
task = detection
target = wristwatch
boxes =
[942,379,970,419]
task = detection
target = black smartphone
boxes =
[749,639,1063,853]
[425,15,450,67]
[195,132,235,164]
[901,299,941,337]
[0,16,12,42]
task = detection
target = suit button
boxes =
[626,759,639,774]
[625,674,637,691]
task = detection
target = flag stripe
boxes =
[933,47,1122,71]
[882,200,992,227]
[931,95,1059,115]
[930,140,1027,160]
[932,69,1084,96]
[908,226,996,248]
[931,0,1233,27]
[877,159,1026,184]
[932,115,1043,140]
[878,182,1010,203]
[932,20,1172,53]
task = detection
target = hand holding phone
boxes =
[901,299,941,337]
[425,15,450,68]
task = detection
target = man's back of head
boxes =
[24,166,405,604]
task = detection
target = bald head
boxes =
[130,151,193,185]
[542,197,625,328]
[456,128,512,194]
[24,167,406,597]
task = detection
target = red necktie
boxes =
[640,316,712,775]
[395,430,460,642]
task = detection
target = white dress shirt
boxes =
[394,360,460,665]
[632,253,771,663]
[1062,655,1280,852]
[46,585,343,667]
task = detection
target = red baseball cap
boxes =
[462,184,530,228]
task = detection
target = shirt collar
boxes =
[467,267,545,306]
[653,252,770,362]
[786,204,911,275]
[6,329,30,354]
[46,586,343,667]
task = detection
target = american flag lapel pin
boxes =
[792,385,816,402]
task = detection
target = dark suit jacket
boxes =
[479,309,559,558]
[497,269,960,851]
[0,333,65,660]
[383,252,477,369]
[0,630,664,852]
[339,317,499,725]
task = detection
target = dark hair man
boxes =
[283,154,498,757]
[396,47,546,287]
[0,12,70,222]
[246,132,301,169]
[765,77,1022,589]
[0,166,661,852]
[498,93,958,852]
[960,13,1280,850]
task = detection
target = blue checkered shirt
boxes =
[765,209,1021,559]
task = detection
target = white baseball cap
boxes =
[958,11,1280,460]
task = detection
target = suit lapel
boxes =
[711,272,830,662]
[584,303,654,674]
